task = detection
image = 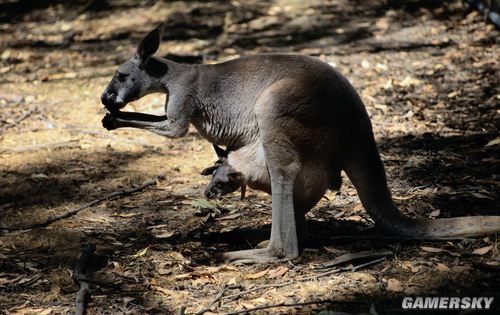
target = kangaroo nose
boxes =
[101,92,110,106]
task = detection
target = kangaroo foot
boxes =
[219,247,297,265]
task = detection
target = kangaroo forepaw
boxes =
[102,113,117,130]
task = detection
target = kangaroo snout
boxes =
[101,92,124,113]
[204,188,218,199]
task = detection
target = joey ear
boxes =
[213,144,228,159]
[227,172,243,181]
[137,23,164,62]
[201,165,217,176]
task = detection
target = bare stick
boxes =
[0,175,164,232]
[315,250,393,270]
[74,244,96,315]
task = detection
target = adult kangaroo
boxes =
[101,24,500,263]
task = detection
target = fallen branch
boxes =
[315,250,393,270]
[74,244,96,315]
[0,175,164,231]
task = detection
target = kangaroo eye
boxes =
[116,72,129,82]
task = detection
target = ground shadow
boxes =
[0,149,162,222]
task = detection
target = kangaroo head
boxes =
[101,23,168,113]
[201,145,246,200]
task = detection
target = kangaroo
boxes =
[101,24,500,263]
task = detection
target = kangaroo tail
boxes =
[340,118,500,239]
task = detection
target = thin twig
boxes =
[74,244,96,315]
[195,284,239,315]
[351,257,387,272]
[0,175,164,231]
[0,106,37,134]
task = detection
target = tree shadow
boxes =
[379,132,499,218]
[1,0,470,59]
[0,149,162,221]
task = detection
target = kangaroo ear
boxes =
[137,23,164,62]
[201,165,217,176]
[213,144,228,159]
[228,171,243,182]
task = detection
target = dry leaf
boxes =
[153,285,174,296]
[420,246,443,253]
[268,266,288,278]
[240,302,255,309]
[131,247,149,258]
[386,278,403,292]
[429,209,440,218]
[399,76,422,87]
[471,192,494,200]
[228,276,238,285]
[352,203,364,212]
[485,137,500,147]
[215,213,241,221]
[383,78,393,90]
[436,263,451,272]
[472,245,492,255]
[401,261,419,273]
[153,231,175,239]
[345,215,363,222]
[246,269,269,279]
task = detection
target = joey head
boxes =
[201,145,246,200]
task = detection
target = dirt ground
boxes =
[1,0,499,314]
